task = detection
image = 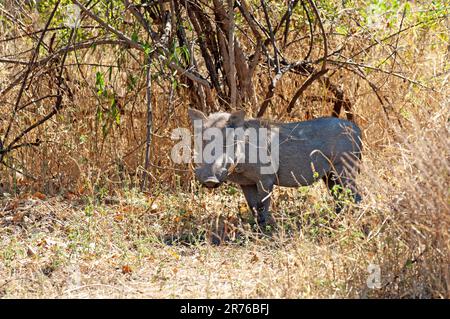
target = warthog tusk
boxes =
[227,161,238,175]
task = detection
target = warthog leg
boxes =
[322,165,361,214]
[241,184,264,224]
[241,182,274,228]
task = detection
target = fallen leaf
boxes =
[12,212,25,223]
[122,265,132,274]
[168,249,180,260]
[114,213,125,222]
[5,200,19,211]
[32,192,46,200]
[250,253,259,263]
[150,202,159,213]
[64,192,78,201]
[238,202,252,221]
[238,202,249,214]
[77,185,85,195]
[37,238,66,249]
[120,205,131,213]
[26,245,37,257]
[37,238,47,247]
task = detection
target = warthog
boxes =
[188,108,362,227]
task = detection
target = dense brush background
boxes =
[0,0,448,298]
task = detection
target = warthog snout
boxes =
[195,164,228,188]
[202,177,221,188]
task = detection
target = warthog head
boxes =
[188,108,245,188]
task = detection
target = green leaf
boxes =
[108,66,113,82]
[143,43,152,55]
[95,71,105,96]
[131,31,139,43]
[111,97,120,125]
[127,74,137,91]
[405,259,414,269]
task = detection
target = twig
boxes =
[140,54,153,191]
[301,0,314,61]
[236,0,263,41]
[73,0,141,49]
[185,2,222,97]
[0,25,100,43]
[0,58,29,65]
[281,0,299,48]
[320,76,353,120]
[0,159,37,181]
[256,0,282,117]
[350,15,447,60]
[228,0,237,109]
[257,71,283,118]
[18,94,60,111]
[307,0,327,71]
[336,63,390,121]
[287,68,329,113]
[1,96,62,156]
[261,0,280,74]
[329,59,433,90]
[123,0,153,36]
[376,6,407,92]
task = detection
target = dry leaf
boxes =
[121,265,132,274]
[238,202,249,214]
[37,238,66,249]
[150,202,159,213]
[76,185,85,195]
[12,212,25,223]
[32,192,46,200]
[5,200,19,211]
[114,213,124,222]
[168,249,180,260]
[26,245,37,257]
[37,239,47,247]
[64,192,78,201]
[121,205,131,213]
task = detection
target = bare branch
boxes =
[301,0,314,61]
[0,39,129,99]
[261,0,280,74]
[257,62,311,117]
[123,0,153,36]
[287,68,329,114]
[73,0,142,50]
[141,54,153,191]
[308,0,327,71]
[228,0,237,109]
[0,58,28,65]
[329,59,433,90]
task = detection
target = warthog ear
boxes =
[188,108,207,124]
[228,110,245,127]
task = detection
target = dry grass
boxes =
[0,1,449,298]
[1,115,448,298]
